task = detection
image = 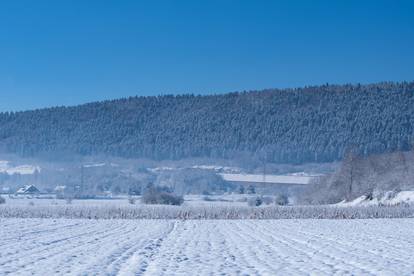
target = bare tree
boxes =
[339,149,362,200]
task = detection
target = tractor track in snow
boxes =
[1,218,414,275]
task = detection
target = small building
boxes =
[16,185,40,195]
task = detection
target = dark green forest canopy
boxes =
[1,81,413,164]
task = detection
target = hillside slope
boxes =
[301,149,414,204]
[0,81,413,163]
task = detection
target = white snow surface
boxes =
[83,163,106,168]
[191,165,242,173]
[219,173,312,184]
[1,218,414,275]
[337,191,414,207]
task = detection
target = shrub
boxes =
[236,197,247,202]
[128,197,136,205]
[0,195,5,205]
[248,196,263,207]
[141,186,184,206]
[274,194,288,206]
[262,196,274,205]
[202,196,215,202]
[65,197,73,204]
[247,185,256,194]
[236,197,248,203]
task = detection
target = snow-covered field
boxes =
[1,218,414,275]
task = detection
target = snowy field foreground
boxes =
[1,218,414,275]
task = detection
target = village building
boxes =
[15,185,40,195]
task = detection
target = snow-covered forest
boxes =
[1,82,413,164]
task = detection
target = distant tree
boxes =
[274,194,288,206]
[247,185,256,194]
[141,185,183,206]
[128,197,136,205]
[113,185,122,195]
[340,150,358,199]
[128,183,142,196]
[339,149,364,200]
[248,196,263,207]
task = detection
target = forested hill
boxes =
[1,82,414,164]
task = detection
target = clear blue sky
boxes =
[0,0,413,111]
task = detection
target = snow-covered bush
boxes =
[248,196,263,207]
[262,196,274,205]
[202,196,215,202]
[142,186,184,206]
[236,197,248,203]
[0,195,5,205]
[274,194,288,206]
[128,197,136,205]
[372,189,399,201]
[246,185,256,194]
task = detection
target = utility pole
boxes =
[263,153,266,184]
[74,164,85,198]
[263,124,267,185]
[80,165,84,196]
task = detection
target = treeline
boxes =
[0,81,413,164]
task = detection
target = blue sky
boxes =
[0,0,413,111]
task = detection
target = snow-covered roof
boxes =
[16,185,40,194]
